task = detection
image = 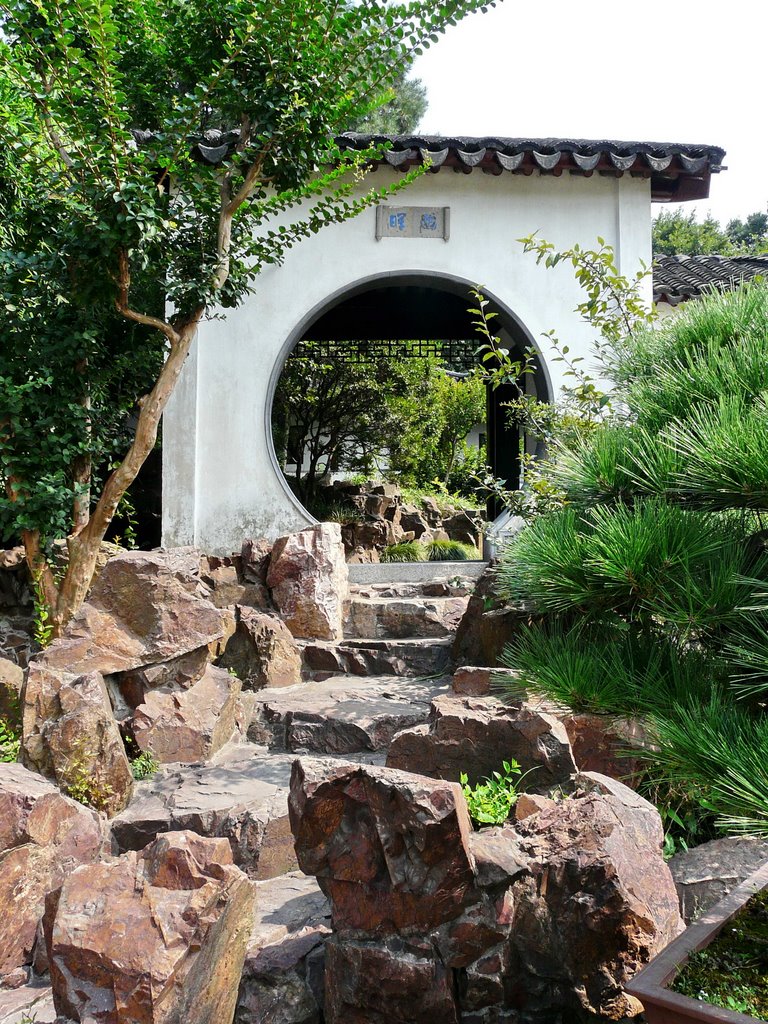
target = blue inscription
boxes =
[420,212,438,231]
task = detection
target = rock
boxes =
[113,646,211,709]
[203,563,271,611]
[508,775,683,1020]
[443,511,482,548]
[344,596,469,640]
[365,494,396,518]
[289,759,476,936]
[218,608,302,690]
[399,508,430,539]
[250,675,447,754]
[0,763,106,984]
[132,665,243,764]
[236,872,331,1024]
[451,566,540,668]
[48,831,254,1024]
[20,668,133,816]
[267,524,348,641]
[325,938,460,1024]
[300,637,452,679]
[37,548,226,677]
[0,613,35,670]
[371,484,400,498]
[386,695,576,793]
[241,538,273,584]
[669,835,768,923]
[561,711,649,783]
[0,655,23,726]
[0,546,26,571]
[451,665,521,697]
[514,792,557,821]
[111,747,299,880]
[0,982,57,1023]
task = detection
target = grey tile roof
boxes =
[653,254,768,304]
[337,134,726,202]
[130,130,725,203]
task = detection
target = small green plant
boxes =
[425,539,479,561]
[32,570,54,648]
[380,541,426,563]
[0,717,20,762]
[130,750,159,780]
[59,738,114,812]
[460,759,534,826]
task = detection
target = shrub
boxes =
[460,759,533,826]
[380,541,425,563]
[0,717,20,763]
[130,750,160,781]
[425,539,479,561]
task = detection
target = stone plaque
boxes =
[376,205,450,241]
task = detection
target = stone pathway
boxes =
[1,568,482,1024]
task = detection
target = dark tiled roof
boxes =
[338,134,726,202]
[131,130,725,203]
[653,254,768,304]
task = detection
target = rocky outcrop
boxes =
[669,835,768,923]
[561,711,649,783]
[0,763,106,985]
[236,872,330,1024]
[47,831,254,1024]
[132,664,243,764]
[451,664,521,697]
[111,747,299,880]
[113,646,211,711]
[386,695,576,793]
[290,761,682,1024]
[267,525,349,641]
[218,608,302,689]
[20,666,133,816]
[37,548,226,676]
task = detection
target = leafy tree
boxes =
[349,73,428,134]
[653,207,768,256]
[0,0,493,634]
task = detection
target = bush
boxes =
[380,541,426,563]
[130,750,160,780]
[460,759,533,826]
[425,539,479,561]
[0,717,20,763]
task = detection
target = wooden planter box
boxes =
[626,860,768,1023]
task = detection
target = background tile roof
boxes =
[653,254,768,304]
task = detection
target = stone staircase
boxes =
[299,563,484,680]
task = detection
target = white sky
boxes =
[412,0,767,225]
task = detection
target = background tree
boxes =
[653,207,768,255]
[0,0,492,634]
[348,73,428,134]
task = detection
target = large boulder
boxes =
[0,763,106,985]
[20,667,133,816]
[218,608,302,689]
[289,759,476,936]
[112,646,211,712]
[386,695,576,793]
[37,548,226,676]
[560,711,649,784]
[289,759,681,1024]
[507,772,684,1021]
[132,664,243,764]
[47,830,254,1024]
[669,835,768,923]
[451,565,539,667]
[267,525,348,641]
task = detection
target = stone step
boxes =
[249,674,450,754]
[348,578,475,600]
[299,636,453,678]
[343,594,470,640]
[111,741,386,881]
[348,560,488,585]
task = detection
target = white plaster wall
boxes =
[163,168,652,553]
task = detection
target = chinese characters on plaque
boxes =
[375,206,450,241]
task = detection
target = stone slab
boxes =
[348,561,487,584]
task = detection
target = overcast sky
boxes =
[412,0,766,225]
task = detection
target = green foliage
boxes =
[653,207,768,256]
[130,750,159,780]
[425,539,478,561]
[380,541,425,563]
[460,759,531,826]
[0,717,20,762]
[31,571,54,649]
[0,0,493,624]
[59,738,114,812]
[348,73,428,134]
